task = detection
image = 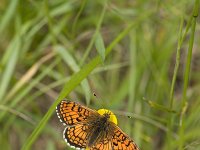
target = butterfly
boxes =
[56,100,139,150]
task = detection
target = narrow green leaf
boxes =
[0,39,20,101]
[55,45,91,105]
[95,32,106,62]
[144,99,176,113]
[0,0,19,32]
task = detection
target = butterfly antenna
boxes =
[93,91,106,109]
[111,110,135,120]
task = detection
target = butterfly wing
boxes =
[63,124,92,149]
[56,100,98,125]
[90,138,113,150]
[57,100,100,149]
[90,122,139,150]
[111,125,139,150]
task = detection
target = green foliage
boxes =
[0,0,200,150]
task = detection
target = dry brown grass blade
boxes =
[4,51,55,102]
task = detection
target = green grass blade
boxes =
[0,39,20,101]
[55,45,91,105]
[80,0,107,66]
[95,32,106,62]
[178,0,199,149]
[0,0,19,32]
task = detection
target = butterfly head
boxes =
[97,109,118,125]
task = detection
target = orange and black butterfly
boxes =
[56,100,139,150]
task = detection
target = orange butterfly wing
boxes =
[90,139,112,150]
[90,123,139,150]
[56,100,97,126]
[111,126,139,150]
[56,100,99,149]
[63,124,90,149]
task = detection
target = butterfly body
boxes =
[86,113,114,148]
[56,100,139,150]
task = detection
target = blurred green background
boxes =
[0,0,200,150]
